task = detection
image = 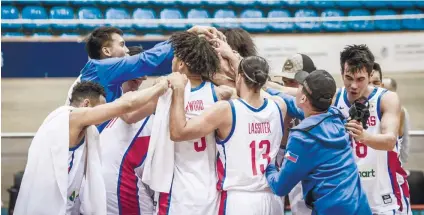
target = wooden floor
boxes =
[1,73,424,205]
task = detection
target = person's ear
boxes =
[102,46,112,57]
[81,98,91,108]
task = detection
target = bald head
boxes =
[382,77,397,92]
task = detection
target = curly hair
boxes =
[70,81,106,106]
[170,32,220,80]
[340,44,375,76]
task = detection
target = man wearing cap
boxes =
[266,70,372,215]
[267,53,316,215]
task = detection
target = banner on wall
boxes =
[254,32,424,75]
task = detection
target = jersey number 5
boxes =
[194,137,207,152]
[250,140,271,176]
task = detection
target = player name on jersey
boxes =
[185,100,205,112]
[248,122,272,134]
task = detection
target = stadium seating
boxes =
[240,9,267,32]
[78,7,103,30]
[1,0,424,36]
[213,9,239,29]
[402,9,424,30]
[22,6,49,31]
[267,10,294,32]
[335,1,362,9]
[160,8,186,31]
[50,6,77,31]
[294,9,320,32]
[375,9,401,31]
[1,6,21,30]
[321,9,347,32]
[348,9,375,31]
[133,8,159,30]
[187,9,211,27]
[105,8,132,30]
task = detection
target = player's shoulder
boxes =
[268,96,287,114]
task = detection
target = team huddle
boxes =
[13,25,411,215]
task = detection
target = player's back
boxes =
[157,81,219,215]
[215,98,284,215]
[217,98,283,191]
[335,87,404,213]
[101,116,154,215]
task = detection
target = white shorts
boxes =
[221,190,284,215]
[288,182,312,215]
[154,191,219,215]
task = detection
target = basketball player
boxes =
[382,77,410,163]
[152,31,232,215]
[266,70,372,215]
[100,46,157,215]
[65,25,226,109]
[168,55,286,215]
[370,62,383,87]
[383,77,412,215]
[272,45,408,215]
[14,79,169,215]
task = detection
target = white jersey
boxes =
[216,98,283,191]
[156,81,219,215]
[101,116,154,215]
[335,87,405,214]
[67,139,86,214]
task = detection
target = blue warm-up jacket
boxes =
[265,89,372,215]
[80,40,174,103]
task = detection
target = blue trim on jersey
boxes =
[238,98,268,112]
[334,88,342,107]
[69,138,85,151]
[274,101,284,134]
[222,146,228,191]
[211,83,218,102]
[377,89,388,120]
[167,176,175,215]
[216,100,236,145]
[117,116,151,215]
[343,87,378,107]
[404,195,409,214]
[191,81,206,92]
[68,151,75,173]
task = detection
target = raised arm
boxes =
[70,80,168,129]
[214,85,234,101]
[169,74,231,142]
[266,88,305,120]
[266,133,313,196]
[346,91,401,150]
[99,40,174,85]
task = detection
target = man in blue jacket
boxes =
[266,70,372,215]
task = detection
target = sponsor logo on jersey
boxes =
[358,169,376,178]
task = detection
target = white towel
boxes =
[14,106,106,215]
[142,81,191,193]
[80,125,107,215]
